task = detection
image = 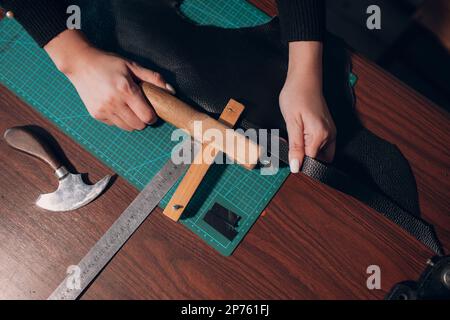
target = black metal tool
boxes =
[386,255,450,300]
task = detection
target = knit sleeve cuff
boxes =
[277,0,325,43]
[2,0,69,47]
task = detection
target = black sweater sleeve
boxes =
[276,0,325,42]
[0,0,325,46]
[0,0,69,47]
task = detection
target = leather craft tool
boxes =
[48,158,188,300]
[48,83,261,299]
[3,127,111,212]
[142,83,262,170]
[162,98,245,221]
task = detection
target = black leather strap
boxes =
[251,122,444,255]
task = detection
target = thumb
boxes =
[285,119,305,173]
[127,61,176,94]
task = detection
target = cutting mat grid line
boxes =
[0,0,290,256]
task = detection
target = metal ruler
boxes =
[48,160,188,300]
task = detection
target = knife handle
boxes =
[142,82,262,170]
[4,126,62,171]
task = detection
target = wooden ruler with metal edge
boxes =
[163,99,245,221]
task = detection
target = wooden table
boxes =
[0,1,449,300]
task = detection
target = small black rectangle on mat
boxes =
[203,203,240,241]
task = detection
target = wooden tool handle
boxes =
[163,99,245,221]
[3,127,62,171]
[142,82,262,170]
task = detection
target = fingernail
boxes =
[165,83,176,94]
[289,159,300,173]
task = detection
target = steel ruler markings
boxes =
[48,160,188,300]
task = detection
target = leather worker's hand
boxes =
[280,42,336,173]
[45,30,175,131]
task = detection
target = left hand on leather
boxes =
[279,76,336,173]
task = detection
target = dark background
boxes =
[327,0,450,112]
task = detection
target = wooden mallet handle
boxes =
[142,82,262,170]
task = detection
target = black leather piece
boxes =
[76,0,443,254]
[212,203,241,228]
[204,203,240,241]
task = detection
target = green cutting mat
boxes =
[0,0,290,256]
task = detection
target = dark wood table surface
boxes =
[0,1,449,300]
